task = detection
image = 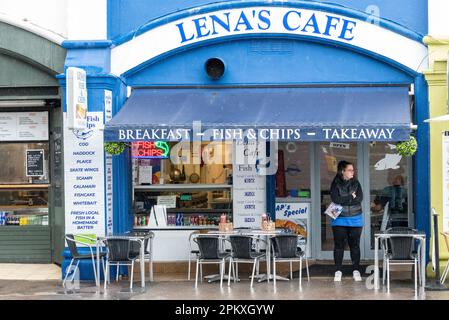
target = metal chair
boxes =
[63,234,106,288]
[188,230,201,281]
[227,235,266,288]
[271,234,306,290]
[128,231,155,281]
[440,232,449,284]
[281,229,310,282]
[103,237,141,290]
[383,227,421,297]
[193,235,231,288]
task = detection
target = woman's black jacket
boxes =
[330,175,363,217]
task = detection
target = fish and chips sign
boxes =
[66,67,88,130]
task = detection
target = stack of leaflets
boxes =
[324,202,343,220]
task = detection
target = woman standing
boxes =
[330,160,363,282]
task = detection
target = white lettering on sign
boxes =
[111,6,427,76]
[323,128,395,140]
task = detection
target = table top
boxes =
[374,230,426,238]
[97,232,153,241]
[206,229,287,236]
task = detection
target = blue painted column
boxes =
[58,40,130,280]
[414,74,430,263]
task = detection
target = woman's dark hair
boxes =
[336,160,354,179]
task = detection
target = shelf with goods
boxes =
[133,185,232,230]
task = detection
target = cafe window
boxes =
[132,141,233,185]
[0,142,50,185]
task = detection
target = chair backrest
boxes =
[229,236,253,259]
[194,236,220,259]
[385,227,417,260]
[65,234,80,258]
[127,231,154,255]
[272,235,298,258]
[104,238,133,262]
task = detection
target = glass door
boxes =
[317,142,359,259]
[364,142,413,259]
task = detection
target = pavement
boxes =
[0,264,449,300]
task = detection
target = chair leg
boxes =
[387,260,390,293]
[220,259,224,289]
[414,259,418,298]
[200,263,203,283]
[148,259,153,282]
[256,259,260,276]
[299,259,303,290]
[305,257,310,282]
[91,255,98,286]
[101,257,106,282]
[104,261,109,291]
[441,261,449,284]
[228,258,233,287]
[251,258,257,288]
[234,262,238,283]
[273,258,276,290]
[231,261,236,282]
[72,260,80,282]
[195,259,199,288]
[62,258,74,287]
[382,257,386,285]
[188,254,191,281]
[116,264,120,282]
[130,261,134,290]
[290,261,293,280]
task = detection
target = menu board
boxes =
[232,140,267,228]
[0,112,48,141]
[64,112,105,237]
[26,149,45,177]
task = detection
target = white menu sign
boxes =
[64,112,105,237]
[442,132,449,232]
[104,90,113,235]
[0,112,48,141]
[232,140,266,228]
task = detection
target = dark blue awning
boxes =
[104,86,411,142]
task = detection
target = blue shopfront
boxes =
[59,0,429,280]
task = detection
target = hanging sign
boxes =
[66,67,88,130]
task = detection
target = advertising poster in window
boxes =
[64,112,105,238]
[275,202,310,257]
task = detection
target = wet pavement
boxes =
[1,276,449,300]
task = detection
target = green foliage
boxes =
[396,136,418,157]
[104,142,126,155]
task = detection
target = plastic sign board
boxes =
[66,67,88,130]
[132,141,170,159]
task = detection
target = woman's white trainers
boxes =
[334,271,342,282]
[353,270,362,281]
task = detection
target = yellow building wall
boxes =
[424,36,449,275]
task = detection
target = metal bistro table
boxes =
[374,230,426,294]
[204,229,287,283]
[96,233,153,288]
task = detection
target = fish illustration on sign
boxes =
[73,129,94,140]
[374,154,402,171]
[386,143,397,150]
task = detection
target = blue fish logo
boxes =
[73,129,94,140]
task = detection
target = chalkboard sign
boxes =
[26,149,44,177]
